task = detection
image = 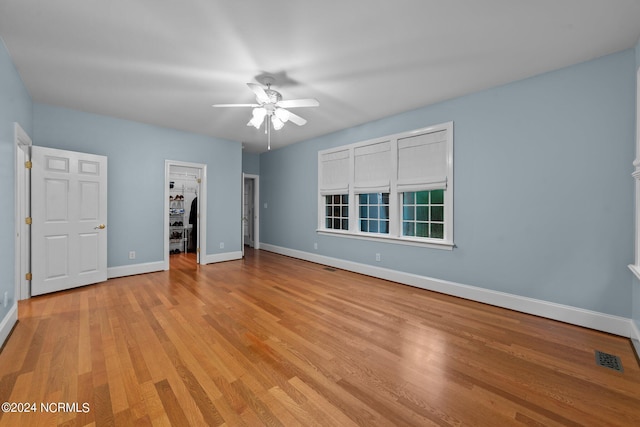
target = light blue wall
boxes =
[33,104,242,267]
[242,151,260,175]
[260,49,636,317]
[0,38,32,320]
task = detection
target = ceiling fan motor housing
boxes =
[264,89,282,105]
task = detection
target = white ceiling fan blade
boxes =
[276,98,319,108]
[284,110,307,126]
[247,83,270,104]
[212,103,259,108]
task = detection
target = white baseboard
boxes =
[107,261,165,279]
[631,320,640,358]
[202,251,243,265]
[261,244,633,338]
[106,252,243,280]
[0,303,18,348]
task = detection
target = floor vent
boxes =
[595,350,624,372]
[323,267,336,272]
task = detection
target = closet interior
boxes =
[168,166,199,256]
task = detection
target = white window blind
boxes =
[397,130,448,192]
[319,149,350,195]
[354,140,391,193]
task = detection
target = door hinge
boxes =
[25,161,32,169]
[197,178,201,184]
[25,273,32,280]
[196,248,200,253]
[25,217,32,225]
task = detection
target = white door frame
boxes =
[242,173,260,257]
[14,123,32,300]
[164,160,207,269]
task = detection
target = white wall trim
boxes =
[202,251,243,265]
[0,303,18,348]
[107,261,165,279]
[631,319,640,358]
[261,243,633,338]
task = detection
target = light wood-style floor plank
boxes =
[0,249,639,426]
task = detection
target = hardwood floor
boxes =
[0,249,638,426]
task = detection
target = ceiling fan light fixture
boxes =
[271,115,284,130]
[274,108,290,123]
[248,107,266,129]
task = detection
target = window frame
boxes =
[317,122,454,250]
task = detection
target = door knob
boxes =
[94,224,106,230]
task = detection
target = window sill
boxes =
[317,229,454,250]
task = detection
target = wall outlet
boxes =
[220,242,224,249]
[129,251,136,260]
[3,291,7,308]
[314,242,318,250]
[264,203,268,209]
[375,253,381,262]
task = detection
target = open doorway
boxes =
[242,173,259,256]
[165,161,207,270]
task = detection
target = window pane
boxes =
[333,219,341,229]
[403,221,415,236]
[416,222,429,237]
[431,206,444,221]
[359,193,368,204]
[333,195,341,204]
[404,192,415,204]
[381,193,390,204]
[326,218,333,229]
[380,205,389,219]
[360,220,368,232]
[326,206,332,216]
[333,206,340,216]
[369,221,379,233]
[416,191,430,204]
[342,194,348,204]
[431,189,444,204]
[325,195,332,204]
[431,223,444,239]
[368,206,378,219]
[360,206,368,218]
[342,206,349,217]
[416,206,429,221]
[403,206,414,220]
[341,219,349,230]
[379,221,389,233]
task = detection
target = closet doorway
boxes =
[242,173,259,256]
[164,161,207,270]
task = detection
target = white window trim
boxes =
[318,122,454,250]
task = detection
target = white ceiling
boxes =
[1,1,639,153]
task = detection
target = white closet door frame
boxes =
[164,160,207,269]
[14,123,32,300]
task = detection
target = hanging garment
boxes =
[189,197,198,252]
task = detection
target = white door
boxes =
[31,146,108,296]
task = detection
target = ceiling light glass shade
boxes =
[271,116,284,130]
[248,107,267,129]
[274,108,290,123]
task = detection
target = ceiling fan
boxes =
[212,77,319,150]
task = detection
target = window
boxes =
[402,190,444,239]
[325,194,349,230]
[359,193,389,233]
[318,122,453,249]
